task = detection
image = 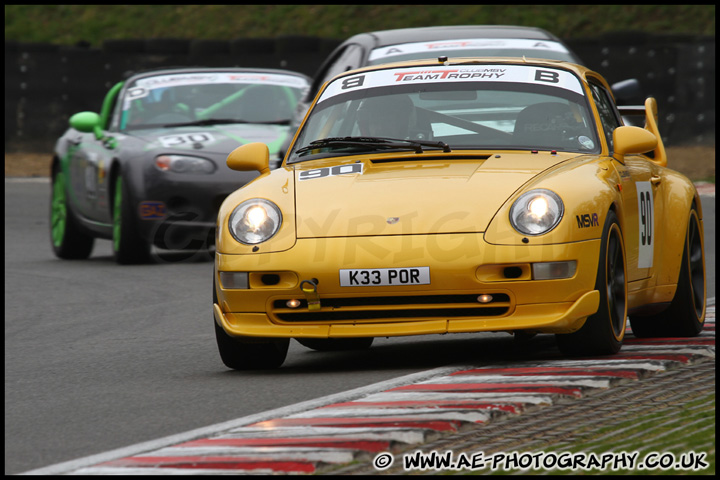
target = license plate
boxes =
[339,267,430,287]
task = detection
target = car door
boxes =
[589,79,660,282]
[619,152,662,284]
[67,84,122,224]
[67,134,112,222]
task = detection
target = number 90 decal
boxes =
[636,181,654,268]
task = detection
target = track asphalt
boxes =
[23,302,715,475]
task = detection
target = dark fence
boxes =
[4,32,714,153]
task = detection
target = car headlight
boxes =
[509,189,564,236]
[228,199,282,244]
[155,155,216,174]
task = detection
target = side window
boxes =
[309,44,363,100]
[589,82,622,152]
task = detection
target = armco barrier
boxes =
[4,33,714,153]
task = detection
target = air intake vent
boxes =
[271,293,511,323]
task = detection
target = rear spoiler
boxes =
[617,105,647,117]
[619,98,667,167]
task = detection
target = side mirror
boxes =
[69,111,103,140]
[613,126,657,163]
[227,142,270,174]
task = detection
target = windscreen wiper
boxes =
[164,118,291,128]
[295,136,451,156]
[163,118,245,128]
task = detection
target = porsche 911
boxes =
[213,57,706,369]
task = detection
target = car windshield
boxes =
[367,39,579,65]
[118,72,308,131]
[288,64,600,163]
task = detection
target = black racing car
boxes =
[50,67,309,264]
[280,25,640,156]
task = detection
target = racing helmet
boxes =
[356,94,417,139]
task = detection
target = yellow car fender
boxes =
[652,170,705,288]
[216,166,297,255]
[484,157,622,247]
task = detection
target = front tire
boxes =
[112,172,152,264]
[630,206,705,337]
[213,278,289,369]
[214,322,290,370]
[556,210,627,356]
[50,167,94,259]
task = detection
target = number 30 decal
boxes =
[159,133,214,148]
[636,181,654,268]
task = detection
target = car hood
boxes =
[294,152,578,238]
[122,123,291,156]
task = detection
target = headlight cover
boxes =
[228,198,283,245]
[509,189,564,236]
[155,155,216,174]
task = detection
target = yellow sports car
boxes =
[213,57,706,369]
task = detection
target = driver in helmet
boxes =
[356,94,418,140]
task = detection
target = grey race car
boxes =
[50,68,309,264]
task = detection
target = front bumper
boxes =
[133,169,256,249]
[214,234,601,338]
